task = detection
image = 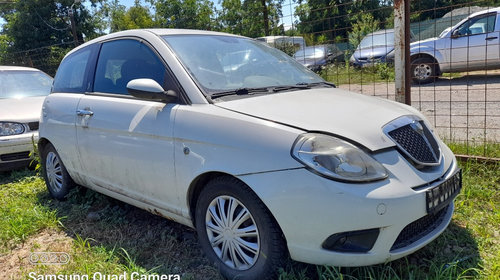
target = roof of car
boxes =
[0,66,42,71]
[67,29,245,58]
[467,7,500,17]
[367,29,394,36]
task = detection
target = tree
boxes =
[150,0,216,30]
[295,0,391,42]
[0,0,105,74]
[218,0,283,38]
[348,13,379,50]
[108,0,157,32]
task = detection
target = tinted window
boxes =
[94,40,166,95]
[456,14,496,36]
[53,48,91,93]
[0,70,52,99]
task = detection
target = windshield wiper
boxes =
[210,87,271,100]
[303,81,336,88]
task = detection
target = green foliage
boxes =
[109,0,157,32]
[0,173,59,249]
[0,0,104,74]
[217,0,284,37]
[320,63,395,86]
[274,41,299,56]
[151,0,216,30]
[295,0,392,41]
[348,13,379,51]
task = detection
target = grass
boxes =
[320,63,395,86]
[0,156,499,279]
[447,141,500,158]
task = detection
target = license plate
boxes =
[426,169,462,213]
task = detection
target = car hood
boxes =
[216,88,421,151]
[410,37,438,47]
[352,46,393,59]
[0,96,46,122]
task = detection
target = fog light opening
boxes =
[322,228,380,253]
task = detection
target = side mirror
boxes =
[451,29,461,38]
[126,79,177,103]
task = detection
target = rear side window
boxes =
[93,39,166,95]
[53,48,92,93]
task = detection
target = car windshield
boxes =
[162,35,323,94]
[358,32,394,49]
[0,70,53,99]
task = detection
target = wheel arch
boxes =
[37,137,51,155]
[187,172,288,244]
[411,53,441,75]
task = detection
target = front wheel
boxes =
[195,176,287,280]
[41,143,75,200]
[411,57,437,84]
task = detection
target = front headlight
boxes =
[292,133,388,182]
[0,122,26,136]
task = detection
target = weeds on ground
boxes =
[320,63,395,86]
[447,141,500,158]
[0,156,498,279]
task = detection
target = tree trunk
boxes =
[260,0,269,36]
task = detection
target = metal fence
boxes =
[1,0,499,158]
[278,0,499,158]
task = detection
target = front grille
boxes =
[0,151,31,161]
[28,122,39,131]
[387,121,440,165]
[390,205,448,251]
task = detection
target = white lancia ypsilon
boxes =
[39,29,462,280]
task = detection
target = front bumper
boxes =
[238,145,459,267]
[0,132,37,171]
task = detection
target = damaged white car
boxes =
[39,29,461,280]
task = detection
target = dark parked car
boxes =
[293,45,344,71]
[350,29,397,67]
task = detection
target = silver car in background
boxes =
[350,29,396,67]
[0,66,52,171]
[395,8,500,83]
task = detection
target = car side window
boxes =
[94,39,167,95]
[455,14,496,36]
[53,48,92,93]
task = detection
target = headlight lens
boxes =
[292,133,388,182]
[0,122,25,136]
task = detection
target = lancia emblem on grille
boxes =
[410,121,424,135]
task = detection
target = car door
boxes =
[76,38,182,215]
[42,45,98,182]
[445,12,500,71]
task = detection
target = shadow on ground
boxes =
[4,169,478,280]
[418,74,500,87]
[34,184,223,279]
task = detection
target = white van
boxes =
[256,36,306,50]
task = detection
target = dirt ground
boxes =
[0,230,73,280]
[338,72,500,143]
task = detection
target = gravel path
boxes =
[338,73,500,143]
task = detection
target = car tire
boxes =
[41,143,75,200]
[411,57,437,84]
[195,176,287,280]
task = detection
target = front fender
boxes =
[410,44,445,67]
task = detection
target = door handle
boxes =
[76,109,94,116]
[485,36,498,40]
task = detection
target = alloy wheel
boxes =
[45,151,63,193]
[205,195,260,270]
